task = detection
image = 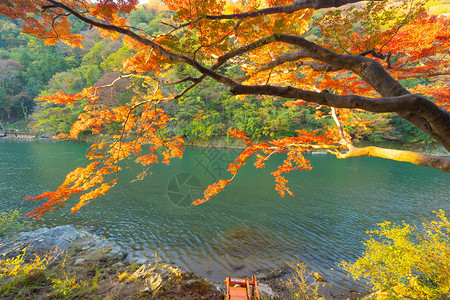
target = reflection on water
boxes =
[1,140,449,288]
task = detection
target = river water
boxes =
[0,140,449,288]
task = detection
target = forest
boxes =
[0,1,444,147]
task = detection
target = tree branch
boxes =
[337,146,450,172]
[258,34,450,150]
[188,0,379,21]
[161,0,382,32]
[300,61,342,72]
[329,107,450,172]
[258,50,309,72]
[230,85,441,117]
[230,83,450,151]
[330,107,352,147]
[44,1,450,153]
[398,71,450,79]
[257,48,384,73]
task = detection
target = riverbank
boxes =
[185,137,448,156]
[0,226,224,299]
[41,132,449,156]
[2,120,447,156]
[0,225,369,299]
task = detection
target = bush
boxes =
[0,210,32,238]
[0,247,60,295]
[282,260,328,299]
[340,210,450,299]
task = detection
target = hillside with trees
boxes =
[0,0,447,218]
[0,1,446,149]
[0,1,449,298]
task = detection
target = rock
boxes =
[109,245,122,256]
[213,283,225,293]
[0,225,126,266]
[258,282,277,299]
[186,279,198,286]
[107,246,126,259]
[140,287,152,294]
[255,268,284,280]
[82,237,115,254]
[74,258,86,266]
[81,242,93,251]
[114,262,124,267]
[0,225,80,261]
[77,230,92,239]
[136,258,149,265]
[124,251,151,264]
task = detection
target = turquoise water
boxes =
[0,140,449,288]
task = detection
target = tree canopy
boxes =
[1,0,449,218]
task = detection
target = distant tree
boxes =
[0,60,23,120]
[0,60,22,93]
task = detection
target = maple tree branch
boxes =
[126,26,156,39]
[183,0,379,22]
[258,48,384,73]
[330,107,352,147]
[193,19,243,59]
[44,0,237,88]
[398,71,450,79]
[385,53,409,70]
[220,34,450,150]
[230,85,435,116]
[42,5,57,10]
[160,0,381,33]
[94,74,133,106]
[213,34,450,151]
[338,146,450,173]
[258,50,309,72]
[329,108,450,172]
[394,110,449,150]
[174,80,204,99]
[379,3,415,53]
[230,84,450,150]
[300,61,342,72]
[45,1,450,153]
[151,75,203,85]
[44,0,196,65]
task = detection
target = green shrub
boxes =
[0,247,60,295]
[0,210,32,238]
[282,260,328,299]
[340,210,450,299]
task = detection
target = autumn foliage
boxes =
[1,0,449,218]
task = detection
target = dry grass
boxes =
[0,246,223,299]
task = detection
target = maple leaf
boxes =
[1,0,447,218]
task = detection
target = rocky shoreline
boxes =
[0,225,370,299]
[0,226,282,299]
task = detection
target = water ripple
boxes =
[1,143,449,289]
